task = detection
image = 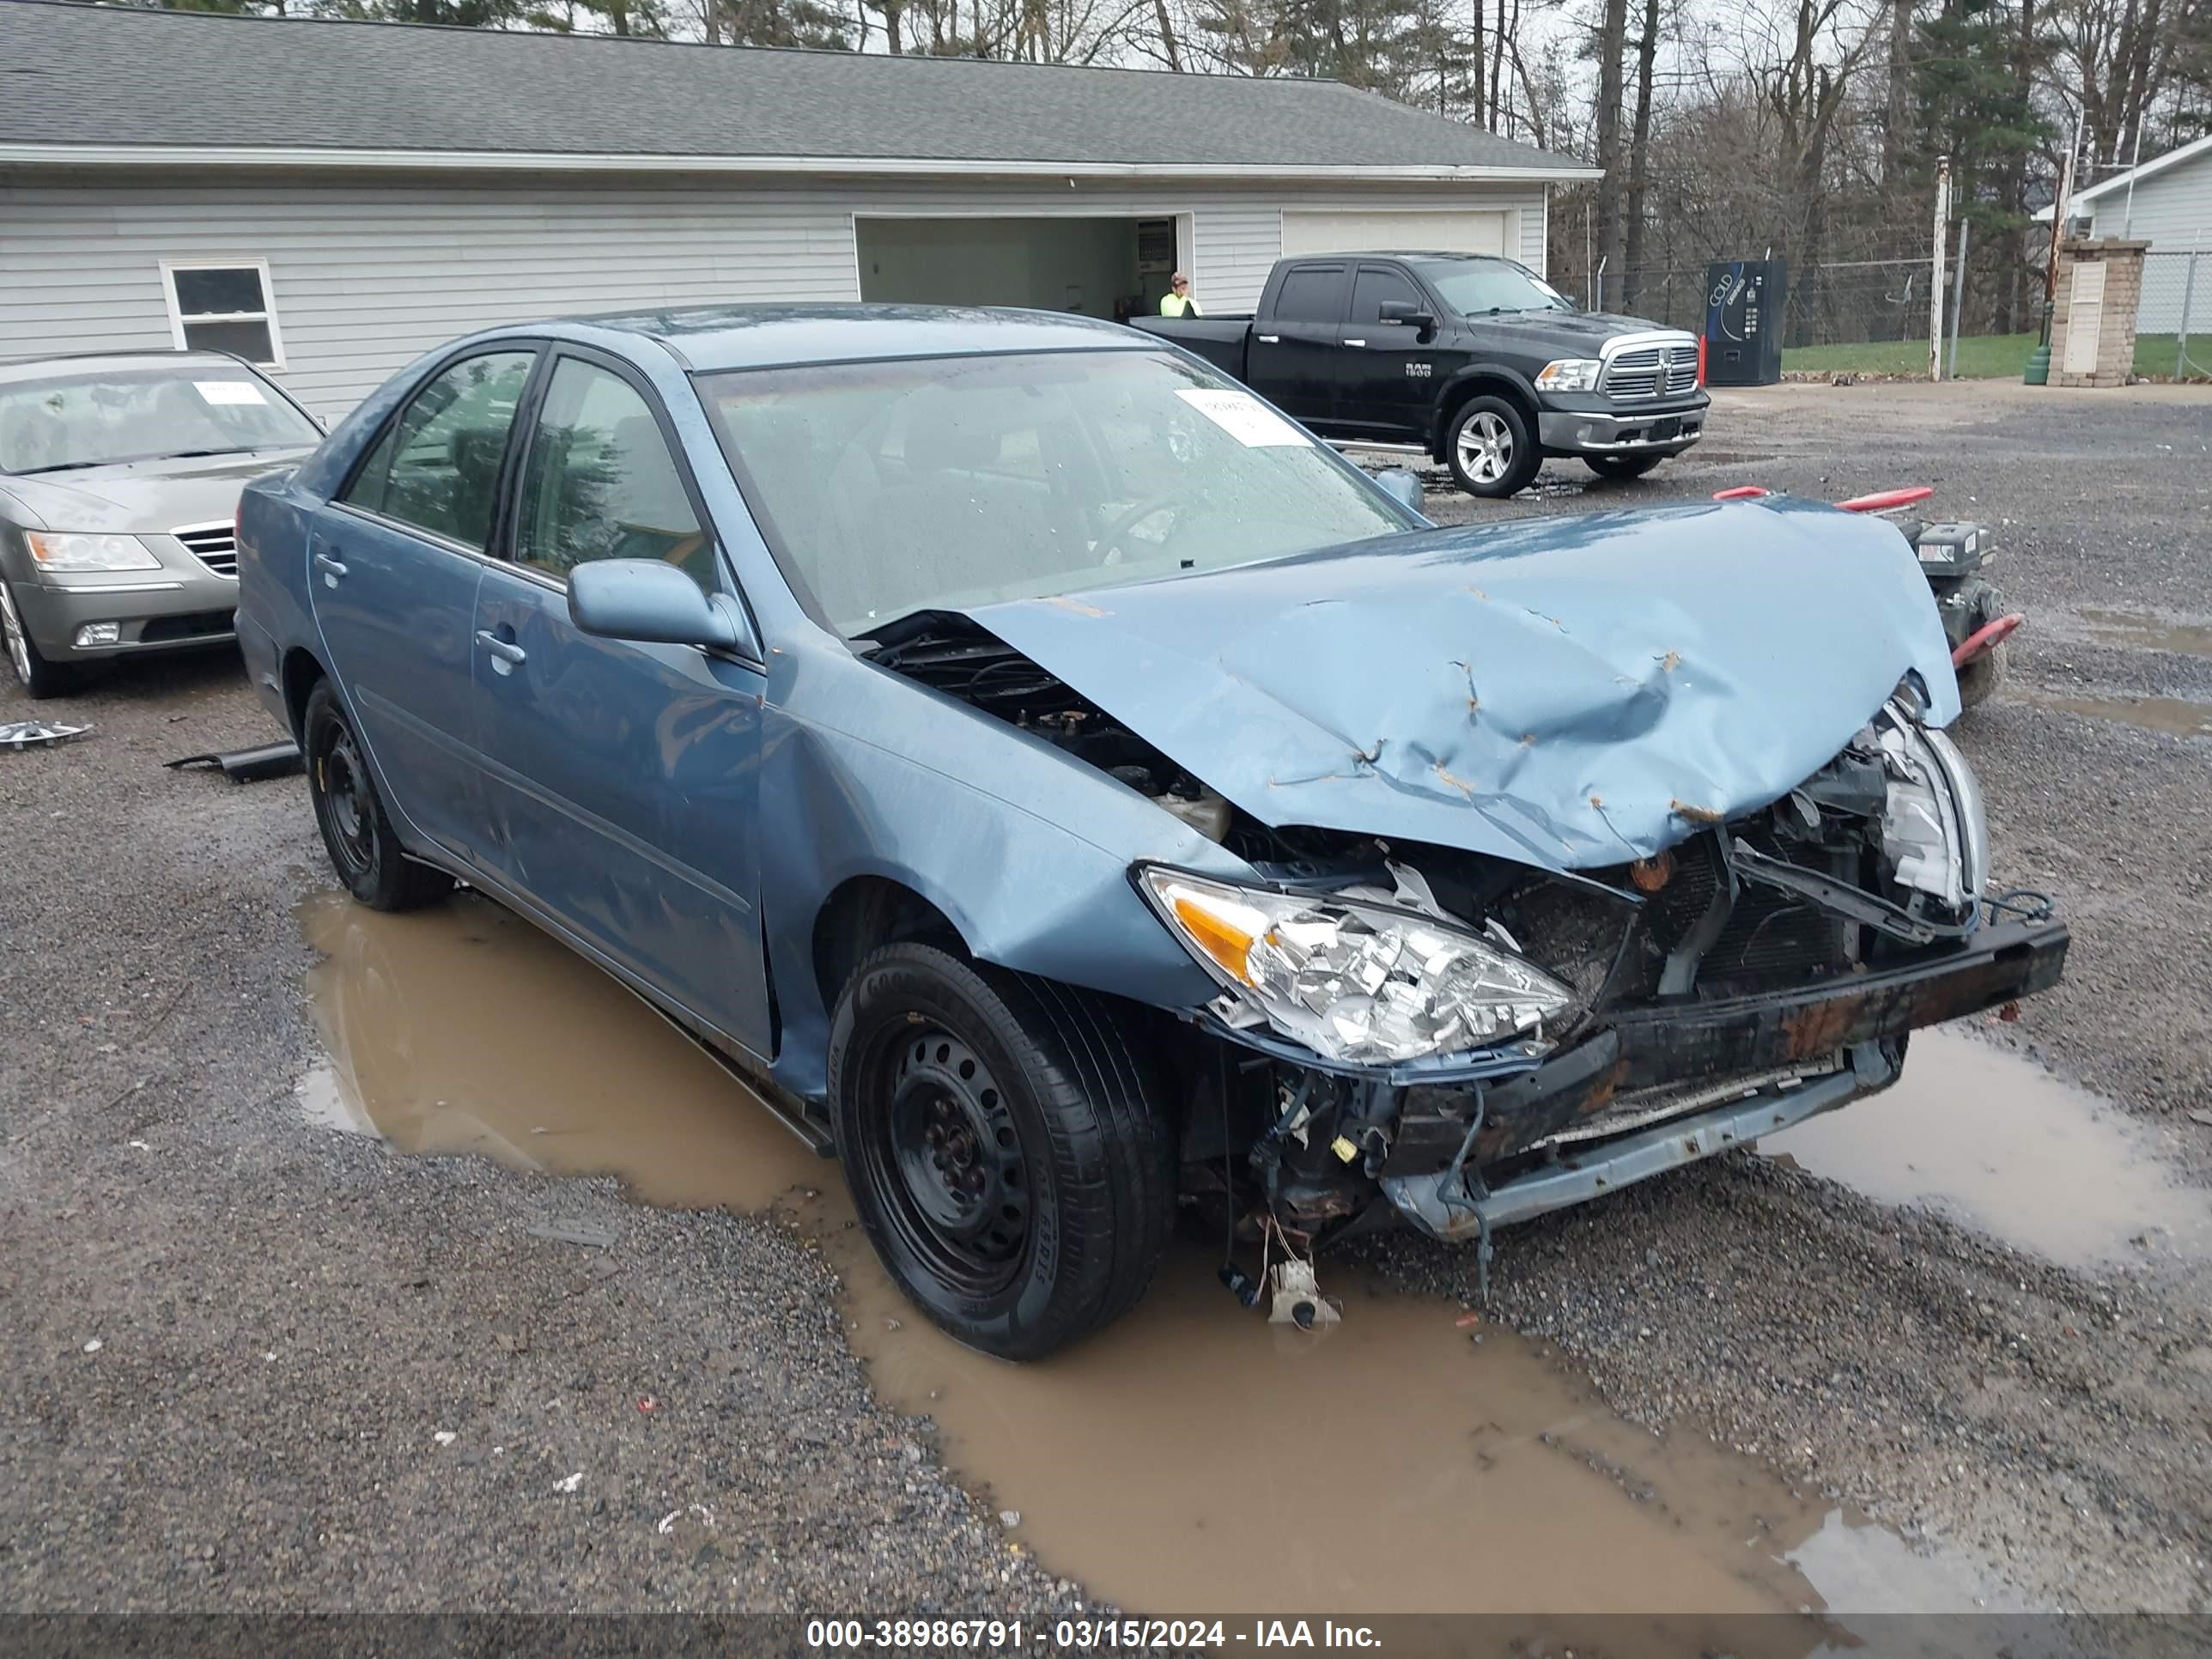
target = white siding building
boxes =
[2041,132,2212,333]
[0,3,1595,424]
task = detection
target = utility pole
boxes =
[1949,216,1970,379]
[1930,155,1951,381]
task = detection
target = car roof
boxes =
[0,349,264,387]
[550,302,1151,374]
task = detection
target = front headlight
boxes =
[1534,358,1603,392]
[1138,866,1573,1065]
[1874,702,1986,914]
[26,532,162,573]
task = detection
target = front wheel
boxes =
[302,680,453,911]
[0,580,78,699]
[829,943,1176,1360]
[1584,453,1665,481]
[1445,396,1541,499]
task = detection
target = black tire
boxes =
[302,679,453,911]
[829,942,1175,1360]
[0,579,78,699]
[1948,578,2009,712]
[1584,453,1665,481]
[1444,394,1542,499]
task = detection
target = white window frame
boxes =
[159,258,286,370]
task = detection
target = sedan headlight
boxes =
[1534,358,1603,392]
[1138,867,1572,1065]
[1873,702,1986,914]
[26,532,162,573]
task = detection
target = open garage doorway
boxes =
[855,215,1187,323]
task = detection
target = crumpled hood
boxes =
[0,449,311,533]
[964,496,1960,872]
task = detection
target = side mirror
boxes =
[1378,301,1438,334]
[1373,467,1425,516]
[568,559,749,654]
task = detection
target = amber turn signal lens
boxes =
[1170,895,1257,985]
[1629,849,1675,892]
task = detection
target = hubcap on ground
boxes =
[883,1029,1030,1288]
[0,585,31,685]
[1456,412,1513,484]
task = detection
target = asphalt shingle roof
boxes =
[0,0,1580,174]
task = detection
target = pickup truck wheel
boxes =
[302,682,453,912]
[830,943,1175,1360]
[1446,397,1540,498]
[1585,454,1665,481]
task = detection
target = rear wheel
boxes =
[1445,395,1541,499]
[1949,578,2010,711]
[0,580,77,700]
[302,680,453,911]
[829,943,1175,1360]
[1584,453,1665,481]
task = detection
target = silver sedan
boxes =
[0,350,322,698]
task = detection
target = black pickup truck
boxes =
[1132,251,1711,499]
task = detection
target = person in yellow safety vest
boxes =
[1159,272,1201,317]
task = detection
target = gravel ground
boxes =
[3,379,2209,1620]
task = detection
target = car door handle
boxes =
[313,553,348,581]
[1257,334,1280,343]
[1343,337,1367,348]
[476,629,526,668]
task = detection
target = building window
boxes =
[161,261,284,368]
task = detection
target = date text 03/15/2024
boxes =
[805,1619,1383,1649]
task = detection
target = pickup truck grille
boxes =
[1603,343,1699,399]
[173,521,238,579]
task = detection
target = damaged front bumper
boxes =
[1373,912,2069,1239]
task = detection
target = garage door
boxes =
[1280,210,1512,259]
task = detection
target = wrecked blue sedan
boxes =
[238,307,2068,1358]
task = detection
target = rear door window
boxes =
[1273,265,1351,324]
[344,349,536,550]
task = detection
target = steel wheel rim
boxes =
[0,584,32,686]
[865,1026,1030,1298]
[1456,412,1513,484]
[318,726,377,880]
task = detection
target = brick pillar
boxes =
[2050,238,2150,387]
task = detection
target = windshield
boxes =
[700,349,1414,635]
[0,368,320,475]
[1413,259,1574,316]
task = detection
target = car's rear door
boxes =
[309,345,538,866]
[1247,263,1350,429]
[469,346,772,1059]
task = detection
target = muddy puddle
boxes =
[300,890,2013,1628]
[2079,606,2212,659]
[1765,1030,2211,1269]
[2034,691,2212,739]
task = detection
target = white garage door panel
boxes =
[1281,210,1512,258]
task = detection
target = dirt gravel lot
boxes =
[3,379,2209,1627]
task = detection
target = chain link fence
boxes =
[1614,258,1942,350]
[1608,245,2208,379]
[2139,248,2208,380]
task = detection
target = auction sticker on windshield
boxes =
[1175,387,1308,447]
[194,380,269,405]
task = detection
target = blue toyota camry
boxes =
[239,305,2065,1357]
